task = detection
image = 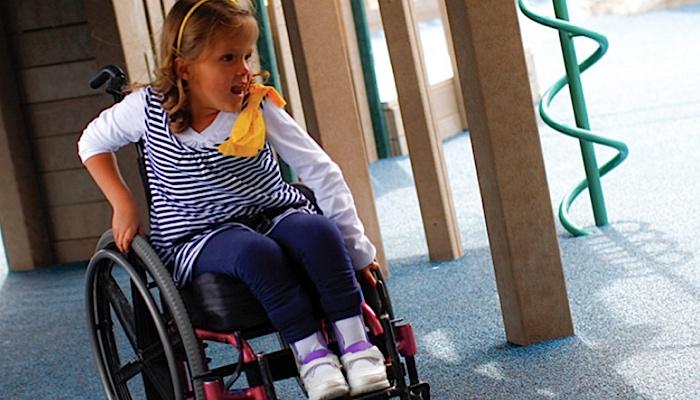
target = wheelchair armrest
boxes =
[358,268,395,319]
[290,182,323,214]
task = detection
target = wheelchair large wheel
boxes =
[85,231,207,400]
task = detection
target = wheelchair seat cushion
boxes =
[179,272,273,335]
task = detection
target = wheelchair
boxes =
[84,66,431,400]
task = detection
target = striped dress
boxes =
[142,89,313,286]
[79,87,377,288]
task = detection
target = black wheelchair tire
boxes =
[85,231,207,400]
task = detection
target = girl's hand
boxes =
[112,200,143,253]
[359,260,382,287]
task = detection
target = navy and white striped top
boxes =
[79,87,376,287]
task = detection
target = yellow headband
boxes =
[176,0,240,55]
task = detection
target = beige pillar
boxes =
[444,0,573,345]
[108,0,156,83]
[143,0,165,60]
[162,0,177,12]
[378,0,463,261]
[0,19,52,271]
[281,0,387,272]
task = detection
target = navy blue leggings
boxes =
[193,212,362,343]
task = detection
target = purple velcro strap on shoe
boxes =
[343,341,373,354]
[301,348,333,364]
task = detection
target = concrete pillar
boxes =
[0,18,52,271]
[378,0,463,261]
[444,0,573,345]
[107,0,156,83]
[281,0,387,271]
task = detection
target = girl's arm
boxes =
[84,153,142,252]
[264,101,377,271]
[78,89,148,252]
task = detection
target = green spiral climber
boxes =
[518,0,629,236]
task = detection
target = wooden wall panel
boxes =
[432,79,463,139]
[9,24,92,68]
[0,0,100,268]
[33,135,84,172]
[0,0,158,267]
[26,95,112,138]
[18,60,98,104]
[43,169,104,207]
[0,13,53,270]
[53,238,100,263]
[2,0,85,33]
[49,202,111,241]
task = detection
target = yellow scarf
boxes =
[218,83,286,157]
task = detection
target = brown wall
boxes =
[1,0,144,266]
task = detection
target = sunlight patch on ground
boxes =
[420,329,462,364]
[473,361,505,381]
[535,388,558,398]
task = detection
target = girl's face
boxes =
[180,17,258,127]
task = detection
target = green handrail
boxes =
[518,0,629,236]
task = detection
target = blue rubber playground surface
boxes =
[2,3,700,399]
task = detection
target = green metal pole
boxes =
[255,0,281,90]
[552,0,607,226]
[350,0,391,159]
[254,0,296,182]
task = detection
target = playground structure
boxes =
[519,0,629,236]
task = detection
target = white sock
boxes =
[291,331,328,363]
[333,315,369,352]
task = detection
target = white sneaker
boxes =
[340,345,391,395]
[299,353,350,400]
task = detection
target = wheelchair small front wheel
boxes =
[85,231,207,400]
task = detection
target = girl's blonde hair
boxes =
[153,0,257,133]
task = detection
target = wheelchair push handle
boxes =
[89,65,127,103]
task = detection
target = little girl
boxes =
[78,0,390,399]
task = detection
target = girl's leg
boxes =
[269,213,390,395]
[194,226,350,399]
[194,226,318,343]
[268,213,362,323]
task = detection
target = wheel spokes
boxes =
[102,273,138,352]
[88,243,200,400]
[96,265,182,399]
[113,358,144,385]
[141,357,178,399]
